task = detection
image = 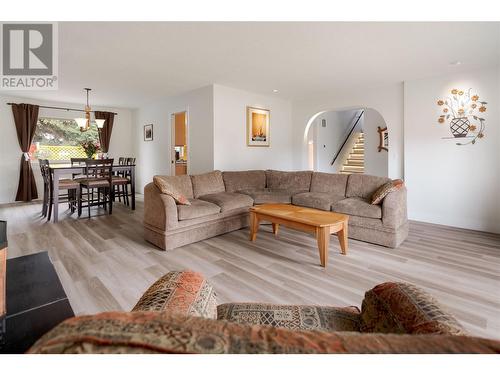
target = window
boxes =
[31,118,99,161]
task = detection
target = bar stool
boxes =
[113,157,135,206]
[39,159,80,221]
[78,159,114,219]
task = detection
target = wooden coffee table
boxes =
[249,204,349,268]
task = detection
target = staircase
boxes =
[340,133,364,174]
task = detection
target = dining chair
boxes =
[39,159,80,221]
[78,159,114,219]
[112,157,134,206]
[39,159,50,217]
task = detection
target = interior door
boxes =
[171,111,188,176]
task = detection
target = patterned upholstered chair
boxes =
[28,271,500,354]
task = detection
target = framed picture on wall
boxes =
[144,124,153,141]
[246,106,270,147]
[377,126,388,152]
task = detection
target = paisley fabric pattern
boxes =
[217,303,360,332]
[360,282,466,335]
[28,312,500,354]
[132,271,217,319]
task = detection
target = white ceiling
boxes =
[3,22,500,109]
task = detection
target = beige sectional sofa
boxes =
[143,170,408,250]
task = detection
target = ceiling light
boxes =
[75,88,106,132]
[75,118,88,129]
[449,61,462,66]
[273,89,279,93]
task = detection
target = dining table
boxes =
[49,163,136,223]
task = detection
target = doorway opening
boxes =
[304,108,388,177]
[171,111,188,176]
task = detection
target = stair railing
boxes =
[330,110,364,166]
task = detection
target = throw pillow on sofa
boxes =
[371,179,404,205]
[153,175,191,205]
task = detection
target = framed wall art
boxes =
[377,126,388,152]
[144,124,153,141]
[246,106,270,147]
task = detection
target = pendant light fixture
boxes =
[75,88,105,132]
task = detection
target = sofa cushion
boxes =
[333,197,382,219]
[217,303,360,332]
[238,188,292,204]
[132,271,217,319]
[222,170,266,193]
[153,175,191,205]
[177,199,221,221]
[191,170,225,198]
[292,192,345,211]
[265,170,312,194]
[346,174,392,200]
[371,179,404,205]
[310,172,348,196]
[361,282,467,335]
[199,192,254,212]
[152,174,194,199]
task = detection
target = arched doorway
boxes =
[304,107,389,177]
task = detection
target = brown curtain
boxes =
[95,111,115,153]
[12,103,39,201]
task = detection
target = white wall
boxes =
[311,109,358,172]
[132,85,214,193]
[363,108,389,177]
[0,95,133,204]
[292,83,404,179]
[213,84,293,171]
[404,66,500,233]
[497,66,500,233]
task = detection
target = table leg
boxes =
[272,223,280,236]
[52,170,59,223]
[338,223,348,255]
[130,166,136,210]
[249,212,260,241]
[317,227,330,267]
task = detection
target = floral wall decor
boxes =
[437,88,487,146]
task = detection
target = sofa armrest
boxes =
[144,182,178,231]
[132,271,217,319]
[381,186,407,229]
[360,282,466,335]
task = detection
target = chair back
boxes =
[39,159,51,186]
[115,157,135,178]
[70,158,88,167]
[122,158,135,178]
[71,158,89,179]
[84,159,114,183]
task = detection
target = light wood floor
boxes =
[1,196,499,339]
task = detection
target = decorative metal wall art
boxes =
[437,88,487,146]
